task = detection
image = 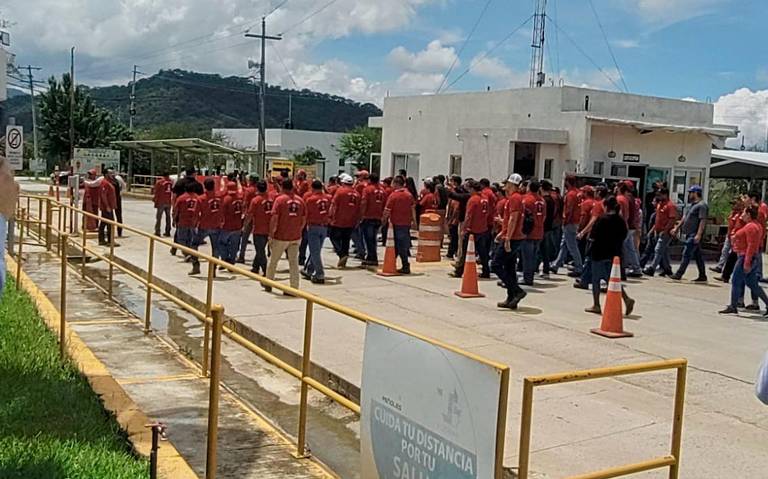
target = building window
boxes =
[593,160,604,176]
[450,155,462,176]
[543,158,553,180]
[392,153,420,178]
[611,164,628,177]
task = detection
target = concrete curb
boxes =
[5,254,199,479]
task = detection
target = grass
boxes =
[0,277,148,479]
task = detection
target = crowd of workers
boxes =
[142,165,768,314]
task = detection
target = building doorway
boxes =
[512,142,537,178]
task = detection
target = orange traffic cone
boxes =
[455,234,485,298]
[591,256,633,338]
[377,223,400,277]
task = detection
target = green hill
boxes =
[6,69,381,138]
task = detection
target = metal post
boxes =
[15,209,25,288]
[144,237,155,333]
[668,363,688,479]
[80,215,87,278]
[59,233,69,359]
[518,379,535,479]
[202,261,215,377]
[45,199,52,251]
[108,223,115,300]
[296,299,315,458]
[37,197,43,238]
[205,305,225,479]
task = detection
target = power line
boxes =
[548,16,624,92]
[587,0,628,92]
[273,44,299,88]
[279,0,341,35]
[265,0,290,18]
[435,0,495,94]
[443,15,534,92]
[552,0,561,82]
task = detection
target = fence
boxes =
[13,194,511,479]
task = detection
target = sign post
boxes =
[361,323,507,479]
[6,125,24,171]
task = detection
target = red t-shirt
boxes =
[591,199,605,219]
[759,202,768,228]
[305,192,332,226]
[330,186,361,228]
[385,188,415,227]
[294,179,310,198]
[481,187,497,228]
[616,194,630,223]
[464,194,490,234]
[271,192,306,241]
[327,184,339,197]
[198,190,225,230]
[174,193,200,228]
[153,178,173,206]
[732,221,763,270]
[242,185,257,208]
[523,193,546,240]
[419,192,439,213]
[654,200,678,233]
[578,198,594,230]
[100,180,117,212]
[727,209,743,235]
[222,192,245,231]
[503,192,525,241]
[248,192,275,236]
[361,184,388,220]
[494,197,508,232]
[563,188,580,225]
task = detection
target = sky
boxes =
[4,0,768,147]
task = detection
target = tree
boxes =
[38,73,131,169]
[292,146,324,166]
[336,126,381,173]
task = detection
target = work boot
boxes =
[497,300,518,310]
[189,262,201,276]
[719,306,738,314]
[337,255,348,268]
[692,276,708,283]
[669,273,682,281]
[643,267,655,277]
[745,303,760,311]
[397,266,411,275]
[625,298,636,316]
[311,277,325,285]
[709,266,722,273]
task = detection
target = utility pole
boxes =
[129,65,143,133]
[529,0,547,88]
[23,65,42,165]
[69,47,75,165]
[245,17,281,176]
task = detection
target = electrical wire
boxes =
[265,0,290,18]
[443,15,534,92]
[273,45,299,88]
[552,0,561,83]
[279,0,341,35]
[587,0,628,92]
[435,0,495,94]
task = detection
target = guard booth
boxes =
[111,138,245,192]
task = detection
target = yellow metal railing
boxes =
[517,358,688,479]
[14,194,512,479]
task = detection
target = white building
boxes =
[370,86,738,202]
[212,128,345,180]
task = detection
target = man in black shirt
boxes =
[586,196,636,316]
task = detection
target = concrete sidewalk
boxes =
[19,181,768,478]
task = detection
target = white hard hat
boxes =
[505,173,523,185]
[339,173,354,184]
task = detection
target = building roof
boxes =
[111,138,242,156]
[587,116,738,138]
[710,149,768,180]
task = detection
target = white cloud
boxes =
[624,0,727,25]
[388,40,457,74]
[396,72,444,91]
[713,88,768,149]
[558,67,625,91]
[466,55,528,89]
[614,39,640,49]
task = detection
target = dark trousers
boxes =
[675,235,707,279]
[198,228,221,258]
[522,239,541,284]
[380,222,389,247]
[115,196,123,236]
[361,219,381,263]
[98,211,115,243]
[251,234,269,275]
[639,233,656,268]
[299,228,309,265]
[154,205,171,236]
[722,251,738,282]
[492,240,524,302]
[329,226,353,258]
[352,225,364,257]
[237,218,253,262]
[219,230,241,264]
[455,231,490,276]
[393,225,411,268]
[447,224,459,258]
[541,230,558,274]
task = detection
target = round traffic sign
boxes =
[7,128,22,149]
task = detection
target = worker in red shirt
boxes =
[521,181,546,285]
[359,174,387,266]
[351,170,370,260]
[383,176,417,274]
[220,182,244,264]
[152,172,174,237]
[266,179,307,292]
[479,178,497,232]
[716,198,746,283]
[197,178,225,260]
[294,169,310,198]
[326,176,339,197]
[553,175,583,274]
[379,177,394,247]
[418,180,439,216]
[451,180,491,279]
[747,191,768,283]
[98,169,118,246]
[328,174,360,268]
[82,169,101,232]
[616,181,643,277]
[236,175,259,263]
[493,190,508,237]
[247,180,274,275]
[720,205,768,315]
[302,180,332,283]
[643,187,678,277]
[575,184,609,289]
[173,182,202,275]
[492,173,526,309]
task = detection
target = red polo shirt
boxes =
[99,180,117,212]
[174,193,200,228]
[419,192,439,213]
[330,185,361,228]
[579,198,594,230]
[523,192,546,240]
[654,200,678,233]
[361,184,387,220]
[616,194,630,223]
[198,190,224,230]
[222,192,245,231]
[502,192,525,241]
[464,193,490,235]
[385,188,415,227]
[270,192,306,241]
[563,187,580,225]
[305,192,332,226]
[591,199,605,219]
[153,178,173,206]
[248,192,275,236]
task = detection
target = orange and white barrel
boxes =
[416,213,443,262]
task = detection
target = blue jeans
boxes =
[492,240,524,301]
[730,255,768,308]
[299,228,308,265]
[675,235,706,279]
[352,225,365,257]
[554,223,582,272]
[521,239,541,284]
[716,236,732,270]
[198,228,222,258]
[393,225,411,268]
[176,226,199,266]
[361,219,381,263]
[650,233,673,274]
[304,225,327,280]
[0,215,7,296]
[622,230,641,273]
[218,230,241,264]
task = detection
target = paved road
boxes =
[18,180,768,478]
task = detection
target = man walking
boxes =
[616,181,643,277]
[329,174,360,268]
[492,174,527,309]
[553,175,583,275]
[670,186,708,282]
[266,179,306,292]
[98,169,118,246]
[521,181,546,285]
[359,174,386,266]
[303,180,332,283]
[236,175,259,264]
[152,172,174,236]
[643,188,677,276]
[220,182,244,265]
[719,205,768,315]
[383,176,417,275]
[451,180,491,279]
[198,178,225,259]
[247,181,274,275]
[173,183,202,275]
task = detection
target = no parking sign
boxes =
[5,125,23,171]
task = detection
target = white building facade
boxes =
[370,86,738,203]
[212,128,345,180]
